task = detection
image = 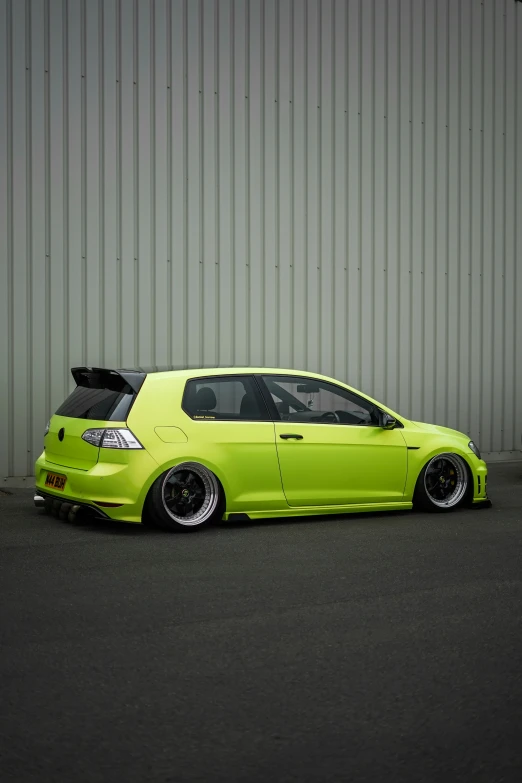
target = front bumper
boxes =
[471,459,488,503]
[34,449,159,523]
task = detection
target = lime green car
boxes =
[34,366,489,531]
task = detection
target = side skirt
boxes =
[224,502,413,521]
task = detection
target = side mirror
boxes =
[380,411,397,430]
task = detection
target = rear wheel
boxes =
[144,462,224,532]
[414,453,470,512]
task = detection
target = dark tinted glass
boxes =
[55,384,135,420]
[183,376,268,421]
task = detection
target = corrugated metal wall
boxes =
[1,0,522,478]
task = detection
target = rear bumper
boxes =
[35,490,111,520]
[34,450,159,523]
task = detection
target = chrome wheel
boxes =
[161,463,220,527]
[423,453,468,509]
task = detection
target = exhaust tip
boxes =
[59,502,72,521]
[68,504,81,524]
[34,493,45,508]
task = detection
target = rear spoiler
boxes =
[71,367,146,395]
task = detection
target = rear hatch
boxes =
[45,367,145,470]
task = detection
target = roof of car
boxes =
[119,366,327,379]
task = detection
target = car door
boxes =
[258,374,408,507]
[180,374,285,513]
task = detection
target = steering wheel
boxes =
[318,411,341,424]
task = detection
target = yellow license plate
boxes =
[45,472,67,491]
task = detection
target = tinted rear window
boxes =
[56,374,137,421]
[183,376,269,421]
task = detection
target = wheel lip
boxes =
[423,453,468,509]
[161,462,219,527]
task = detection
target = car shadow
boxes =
[36,507,157,536]
[35,498,493,537]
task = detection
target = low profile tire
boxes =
[414,453,471,513]
[144,462,225,532]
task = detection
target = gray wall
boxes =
[1,0,522,478]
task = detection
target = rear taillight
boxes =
[82,428,143,449]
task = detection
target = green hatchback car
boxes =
[35,366,489,531]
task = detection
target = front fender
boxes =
[403,444,480,502]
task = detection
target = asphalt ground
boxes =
[2,463,522,783]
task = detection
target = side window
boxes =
[261,375,379,426]
[183,376,268,421]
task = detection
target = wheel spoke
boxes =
[163,469,209,519]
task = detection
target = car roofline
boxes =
[73,365,406,425]
[135,366,335,380]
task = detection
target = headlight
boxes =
[468,440,481,460]
[44,420,50,436]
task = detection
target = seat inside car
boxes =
[239,391,260,419]
[193,387,217,415]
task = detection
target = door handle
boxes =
[279,433,303,440]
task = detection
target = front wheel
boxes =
[144,462,225,532]
[414,453,471,512]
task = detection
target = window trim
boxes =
[181,374,271,422]
[256,374,403,428]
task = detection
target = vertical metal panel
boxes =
[278,0,293,369]
[28,0,47,482]
[7,0,24,476]
[1,0,522,478]
[345,0,361,391]
[263,0,279,365]
[513,0,522,458]
[372,0,387,406]
[201,0,218,366]
[469,0,484,447]
[332,0,348,385]
[248,0,264,366]
[101,0,118,369]
[121,0,137,367]
[305,0,320,373]
[397,0,413,416]
[0,0,11,476]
